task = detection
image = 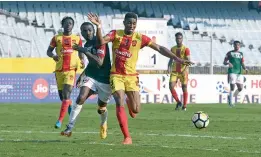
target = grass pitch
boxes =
[0,103,260,157]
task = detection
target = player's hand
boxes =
[228,63,233,68]
[72,43,80,51]
[87,12,101,26]
[245,69,248,74]
[52,55,59,62]
[182,60,194,66]
[73,44,85,53]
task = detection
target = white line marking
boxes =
[0,130,248,140]
[0,139,260,154]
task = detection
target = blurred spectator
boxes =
[248,1,254,10]
[249,44,254,51]
[220,35,226,43]
[258,46,261,53]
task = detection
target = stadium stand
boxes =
[0,1,260,73]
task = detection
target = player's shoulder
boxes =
[71,34,81,39]
[171,45,178,50]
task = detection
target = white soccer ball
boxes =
[191,111,209,129]
[216,81,225,93]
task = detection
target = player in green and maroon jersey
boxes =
[61,22,111,139]
[223,41,248,107]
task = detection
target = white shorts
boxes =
[80,75,112,103]
[228,73,244,84]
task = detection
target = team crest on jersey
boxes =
[63,38,71,47]
[132,40,137,46]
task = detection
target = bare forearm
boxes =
[79,48,102,66]
[47,50,54,58]
[78,52,84,61]
[96,26,104,45]
[223,60,229,65]
[242,63,247,70]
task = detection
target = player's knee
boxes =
[182,85,187,92]
[97,106,107,114]
[238,87,243,92]
[132,102,140,114]
[77,95,86,104]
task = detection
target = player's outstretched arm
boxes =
[87,13,111,45]
[73,44,105,67]
[149,42,193,66]
[241,62,248,74]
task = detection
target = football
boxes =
[191,111,209,129]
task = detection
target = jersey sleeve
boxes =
[96,44,106,58]
[185,48,190,56]
[79,38,83,47]
[49,36,56,48]
[105,30,116,42]
[141,34,152,48]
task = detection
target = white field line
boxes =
[0,130,248,140]
[0,139,260,154]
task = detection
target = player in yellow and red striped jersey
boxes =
[47,16,84,129]
[88,12,193,145]
[168,32,190,111]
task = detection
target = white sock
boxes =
[100,109,108,126]
[68,103,83,128]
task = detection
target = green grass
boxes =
[0,103,260,157]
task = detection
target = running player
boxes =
[47,16,84,128]
[61,22,111,139]
[88,12,193,144]
[168,32,190,111]
[223,41,248,107]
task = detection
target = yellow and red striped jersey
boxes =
[171,45,190,73]
[106,30,152,75]
[49,34,82,72]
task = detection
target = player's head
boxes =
[123,12,137,35]
[233,40,240,51]
[80,22,95,40]
[61,16,74,33]
[175,32,183,46]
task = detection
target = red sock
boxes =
[58,99,71,122]
[183,92,188,107]
[171,89,180,103]
[116,106,130,138]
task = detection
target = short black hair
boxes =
[80,22,94,31]
[61,16,74,26]
[175,32,183,37]
[124,12,138,21]
[234,40,240,45]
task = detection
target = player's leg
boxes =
[228,74,236,107]
[61,86,94,137]
[111,75,132,144]
[96,82,111,139]
[125,91,140,114]
[234,75,244,103]
[169,73,182,110]
[125,76,140,118]
[55,72,72,114]
[97,99,108,139]
[55,71,76,128]
[181,73,188,111]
